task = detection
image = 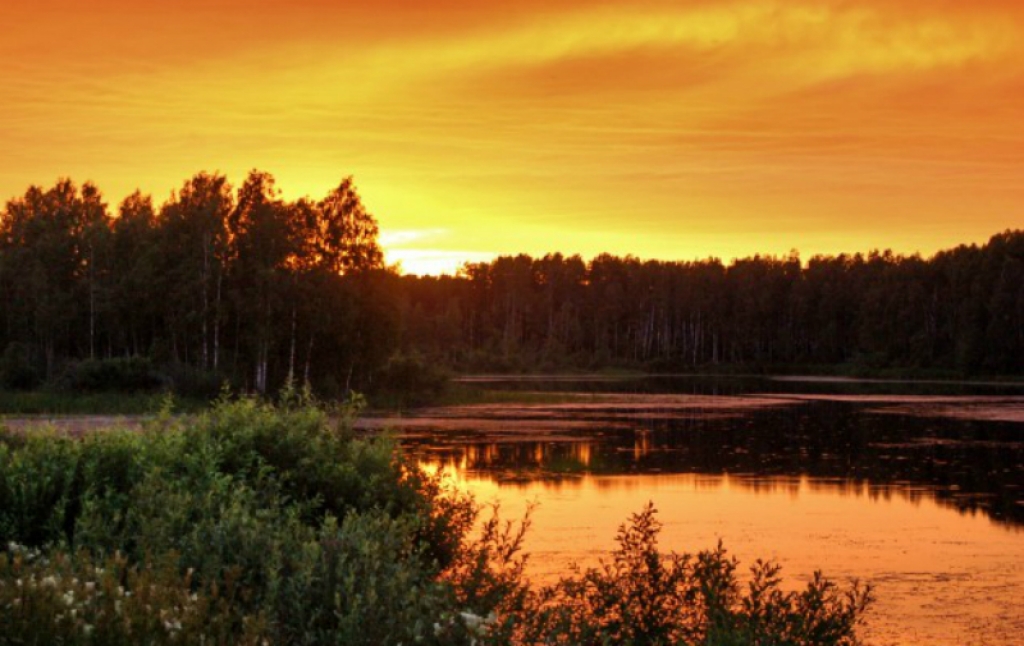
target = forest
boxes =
[1,171,1022,399]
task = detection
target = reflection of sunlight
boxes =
[463,443,501,468]
[633,429,652,461]
[573,443,592,467]
[412,466,1022,646]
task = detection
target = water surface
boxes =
[361,375,1024,645]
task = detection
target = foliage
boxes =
[372,352,451,407]
[0,398,871,645]
[395,235,1024,377]
[0,172,391,399]
[0,544,265,645]
[51,357,167,393]
[0,395,485,644]
[0,343,41,391]
[4,174,1023,408]
[0,391,204,416]
[505,503,872,646]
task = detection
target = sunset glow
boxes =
[3,0,1022,274]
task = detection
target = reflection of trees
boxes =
[406,402,1024,527]
[439,440,597,474]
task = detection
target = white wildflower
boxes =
[460,610,488,633]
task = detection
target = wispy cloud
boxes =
[2,0,1023,271]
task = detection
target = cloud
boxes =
[379,228,449,247]
[2,0,1023,270]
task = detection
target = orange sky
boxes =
[2,0,1022,274]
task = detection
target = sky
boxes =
[2,0,1022,275]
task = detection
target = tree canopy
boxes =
[394,237,1024,375]
[2,171,1022,398]
[0,171,388,396]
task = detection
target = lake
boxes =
[360,375,1024,646]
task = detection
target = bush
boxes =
[0,397,871,645]
[0,343,41,390]
[52,357,167,393]
[0,429,80,546]
[0,545,266,645]
[372,352,450,406]
[505,503,872,646]
[162,362,228,399]
[0,392,488,644]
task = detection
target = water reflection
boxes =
[437,470,1024,645]
[400,397,1024,527]
[380,376,1024,646]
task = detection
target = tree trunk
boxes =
[288,306,297,381]
[213,269,222,370]
[89,246,96,359]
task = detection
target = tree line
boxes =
[396,235,1024,375]
[0,172,394,395]
[2,171,1022,398]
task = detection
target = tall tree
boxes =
[157,173,234,370]
[0,180,109,376]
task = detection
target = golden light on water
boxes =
[418,458,1024,645]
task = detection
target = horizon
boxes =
[3,172,1014,278]
[3,0,1023,275]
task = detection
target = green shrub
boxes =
[0,343,41,391]
[505,503,872,646]
[52,357,167,393]
[0,392,488,644]
[162,362,228,399]
[0,544,267,645]
[270,510,475,645]
[0,396,871,646]
[0,429,81,546]
[372,352,450,406]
